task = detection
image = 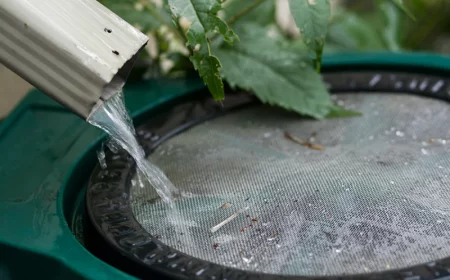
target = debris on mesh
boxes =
[132,93,450,276]
[210,206,249,233]
[284,131,325,150]
[220,202,232,209]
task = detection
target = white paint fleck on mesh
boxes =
[131,93,450,276]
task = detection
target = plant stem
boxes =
[210,0,264,42]
[313,49,323,73]
[227,0,264,25]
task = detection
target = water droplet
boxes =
[390,181,395,185]
[107,139,120,153]
[396,131,405,137]
[421,148,429,155]
[242,255,254,264]
[195,268,205,276]
[167,253,177,258]
[369,74,382,87]
[437,220,443,224]
[335,249,342,253]
[263,132,272,138]
[345,188,350,191]
[143,132,152,140]
[97,147,107,169]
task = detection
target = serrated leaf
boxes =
[289,0,330,71]
[191,54,224,100]
[168,0,238,100]
[213,24,333,119]
[390,0,416,21]
[168,0,238,46]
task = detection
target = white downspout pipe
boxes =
[0,0,149,119]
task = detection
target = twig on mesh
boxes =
[210,206,249,233]
[284,131,325,151]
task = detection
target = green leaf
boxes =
[289,0,330,71]
[168,0,238,100]
[326,3,402,53]
[191,54,224,100]
[223,0,276,26]
[168,0,238,46]
[326,105,362,119]
[390,0,416,21]
[213,24,333,119]
[379,1,402,51]
[99,0,165,32]
[326,9,386,51]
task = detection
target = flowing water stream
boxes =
[88,91,178,203]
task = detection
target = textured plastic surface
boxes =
[0,77,204,279]
[2,53,450,279]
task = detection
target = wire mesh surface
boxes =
[130,93,450,276]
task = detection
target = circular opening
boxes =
[132,92,450,276]
[87,71,450,279]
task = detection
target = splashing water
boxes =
[88,91,178,203]
[96,142,107,169]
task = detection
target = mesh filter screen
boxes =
[130,93,450,276]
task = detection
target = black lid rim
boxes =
[86,70,450,280]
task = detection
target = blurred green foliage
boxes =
[326,0,450,53]
[98,0,448,118]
